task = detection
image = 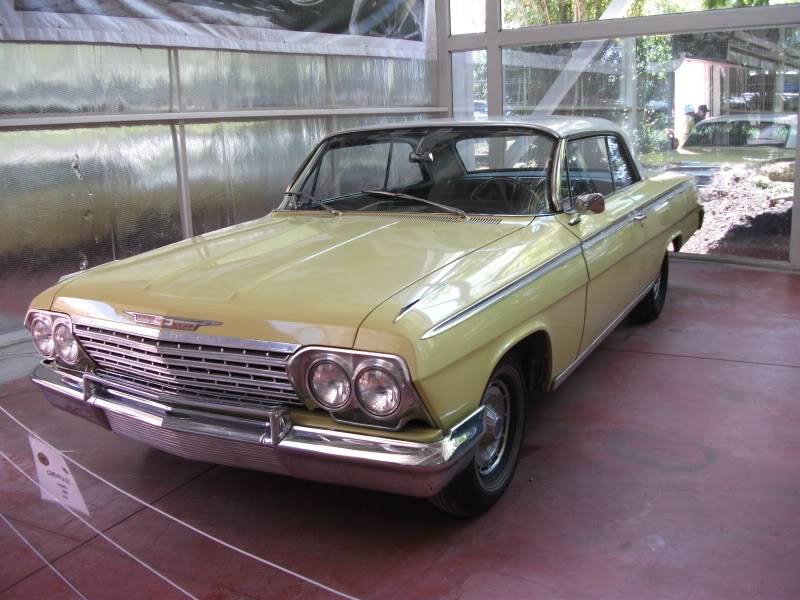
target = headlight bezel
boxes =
[307,358,351,410]
[52,318,81,365]
[30,313,56,359]
[25,310,90,370]
[287,347,430,430]
[354,365,402,417]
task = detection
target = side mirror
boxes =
[575,193,605,214]
[409,150,434,163]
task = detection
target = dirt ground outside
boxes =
[682,161,795,262]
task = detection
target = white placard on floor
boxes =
[28,435,89,516]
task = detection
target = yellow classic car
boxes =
[26,117,702,515]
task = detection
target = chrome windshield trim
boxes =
[421,244,583,339]
[551,139,567,212]
[71,315,299,354]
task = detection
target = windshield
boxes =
[280,127,556,216]
[685,120,792,148]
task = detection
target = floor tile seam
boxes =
[600,346,800,370]
[0,458,215,596]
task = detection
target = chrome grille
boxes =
[74,323,301,412]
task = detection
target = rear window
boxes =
[455,134,552,172]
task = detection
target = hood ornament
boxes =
[124,311,222,331]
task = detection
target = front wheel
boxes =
[429,356,527,516]
[629,252,669,324]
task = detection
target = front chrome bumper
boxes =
[31,362,482,497]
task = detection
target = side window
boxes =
[562,136,614,201]
[606,136,635,190]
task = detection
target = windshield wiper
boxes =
[361,189,467,219]
[283,191,340,216]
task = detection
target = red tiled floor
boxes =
[0,566,77,600]
[605,259,800,367]
[0,259,798,599]
[0,517,76,593]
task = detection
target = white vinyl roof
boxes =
[331,115,627,140]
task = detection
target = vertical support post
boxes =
[169,48,192,240]
[171,123,193,240]
[711,65,721,117]
[622,37,637,134]
[791,96,800,267]
[485,0,503,117]
[168,48,184,113]
[435,0,453,116]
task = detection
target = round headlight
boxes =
[308,361,351,409]
[31,316,55,358]
[53,321,80,365]
[355,368,401,417]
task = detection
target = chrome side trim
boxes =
[421,244,584,339]
[551,278,656,389]
[393,283,452,323]
[638,181,693,214]
[71,315,299,354]
[582,214,633,251]
[576,181,692,253]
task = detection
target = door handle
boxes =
[632,212,648,222]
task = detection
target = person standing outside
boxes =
[679,104,699,146]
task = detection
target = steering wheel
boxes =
[469,177,537,214]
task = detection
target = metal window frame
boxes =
[435,0,800,268]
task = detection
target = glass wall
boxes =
[0,42,438,333]
[502,0,800,29]
[329,56,437,107]
[450,0,486,34]
[503,26,798,261]
[179,50,328,111]
[452,49,488,118]
[0,43,172,114]
[0,125,182,333]
[186,118,330,235]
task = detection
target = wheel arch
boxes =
[491,327,553,398]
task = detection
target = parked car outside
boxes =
[642,113,797,186]
[27,117,702,514]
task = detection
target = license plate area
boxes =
[84,372,291,446]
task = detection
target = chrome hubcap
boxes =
[476,380,511,476]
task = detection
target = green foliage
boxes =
[703,0,768,8]
[503,0,771,25]
[502,0,614,27]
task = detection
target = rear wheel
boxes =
[429,356,526,516]
[630,252,669,324]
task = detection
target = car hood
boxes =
[52,213,527,347]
